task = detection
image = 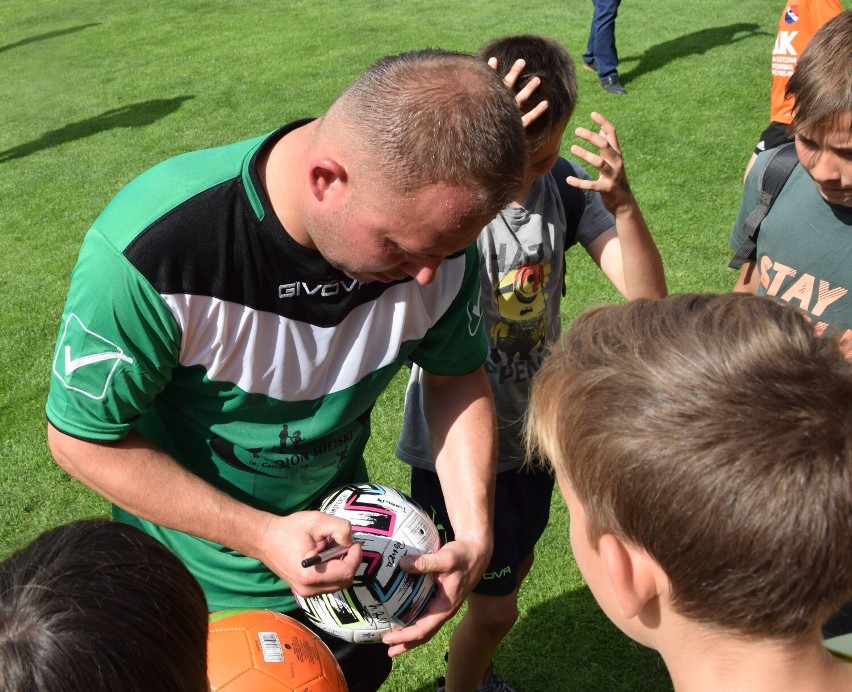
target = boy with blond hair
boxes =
[527,293,852,692]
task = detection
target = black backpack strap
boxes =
[729,142,798,269]
[551,157,586,242]
[550,157,586,296]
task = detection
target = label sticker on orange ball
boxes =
[207,609,347,691]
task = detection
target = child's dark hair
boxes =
[478,34,578,148]
[0,519,209,692]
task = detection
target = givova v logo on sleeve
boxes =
[53,313,134,401]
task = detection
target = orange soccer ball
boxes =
[207,609,347,691]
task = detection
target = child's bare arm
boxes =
[569,112,667,300]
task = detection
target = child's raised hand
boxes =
[566,111,634,214]
[488,57,549,128]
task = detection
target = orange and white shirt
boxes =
[770,0,842,123]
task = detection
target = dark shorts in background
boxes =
[755,120,793,155]
[410,463,554,597]
[286,607,392,692]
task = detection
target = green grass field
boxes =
[1,1,780,689]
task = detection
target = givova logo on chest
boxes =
[278,279,360,299]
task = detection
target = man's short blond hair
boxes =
[325,49,527,215]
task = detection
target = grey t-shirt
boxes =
[397,160,614,472]
[730,149,852,343]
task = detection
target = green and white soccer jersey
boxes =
[46,122,487,611]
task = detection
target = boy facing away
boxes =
[527,293,852,692]
[396,34,666,691]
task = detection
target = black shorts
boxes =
[410,463,554,597]
[286,608,392,692]
[755,120,793,155]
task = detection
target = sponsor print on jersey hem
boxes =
[210,436,275,476]
[53,313,134,400]
[209,424,354,479]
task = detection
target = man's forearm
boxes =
[47,424,272,558]
[421,368,496,556]
[47,423,362,596]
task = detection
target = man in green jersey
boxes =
[45,49,526,690]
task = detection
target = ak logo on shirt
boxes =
[53,313,134,400]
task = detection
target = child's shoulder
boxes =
[826,633,852,663]
[551,156,591,183]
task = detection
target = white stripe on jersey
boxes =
[161,255,465,401]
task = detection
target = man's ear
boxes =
[308,158,348,201]
[598,533,663,623]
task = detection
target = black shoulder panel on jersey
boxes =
[123,177,395,328]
